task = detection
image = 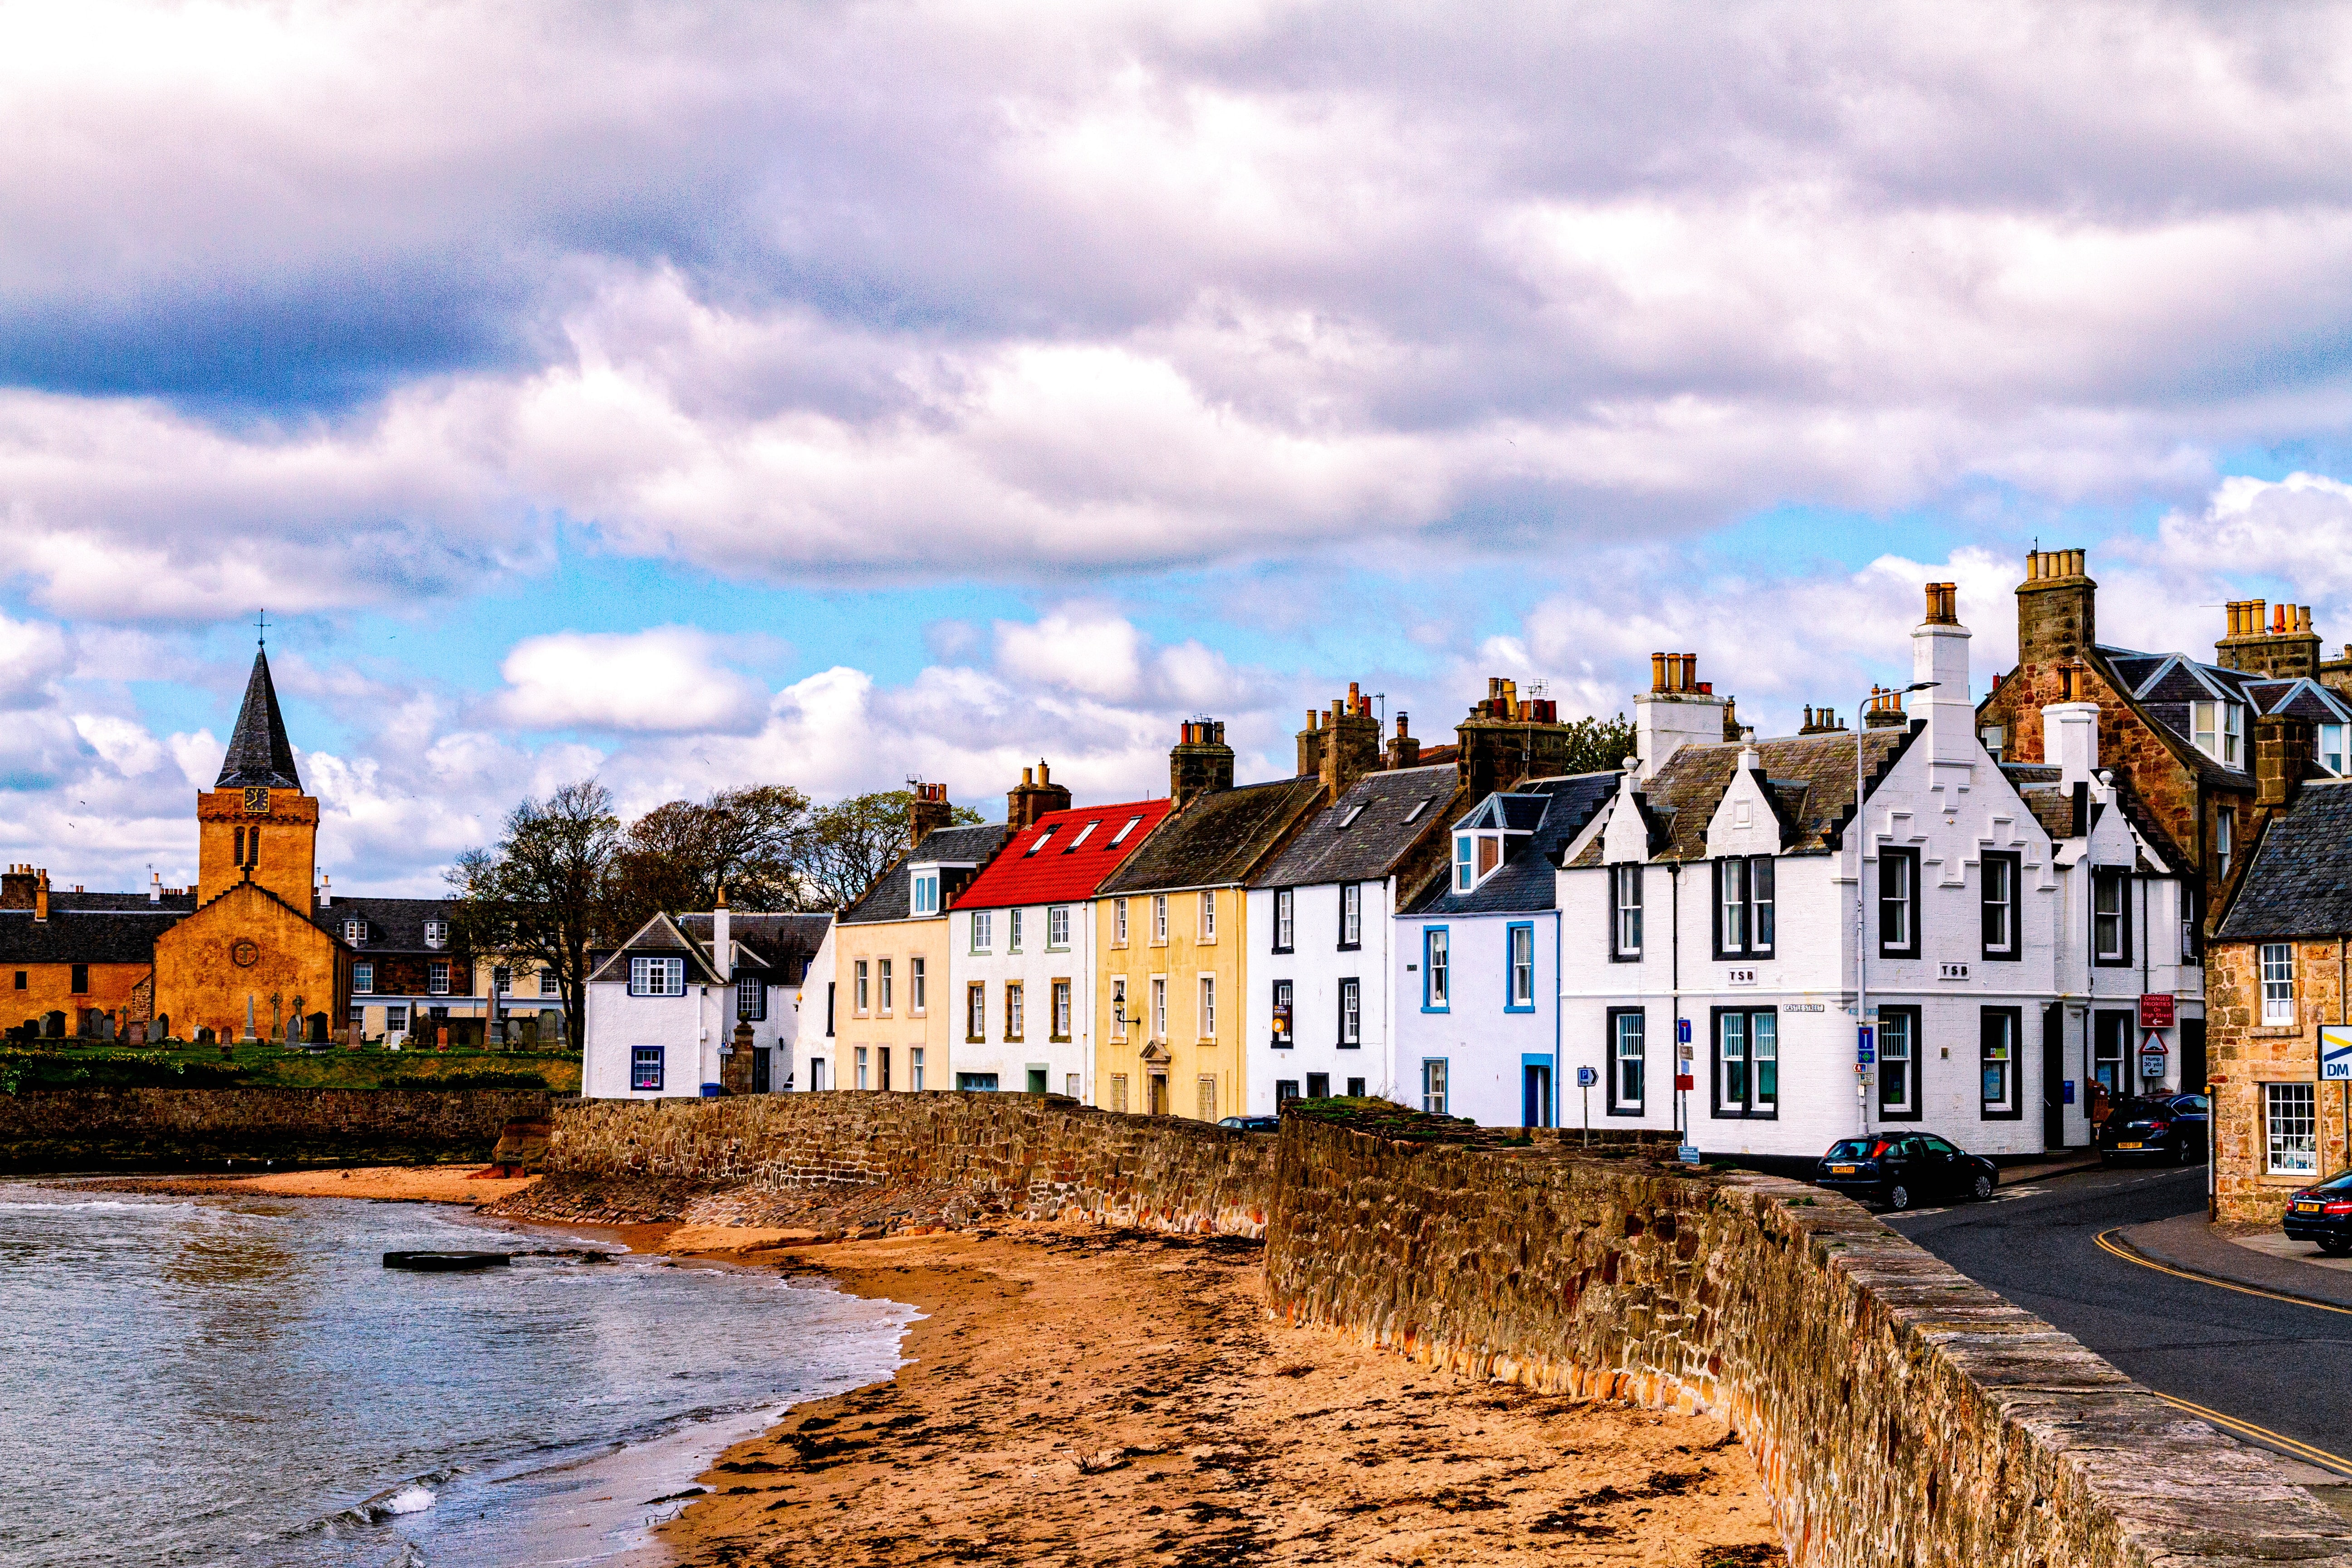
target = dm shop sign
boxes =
[2323,1027,2352,1083]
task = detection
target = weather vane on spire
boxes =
[256,608,268,648]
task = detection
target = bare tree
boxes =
[605,784,813,936]
[446,779,620,1050]
[799,789,981,910]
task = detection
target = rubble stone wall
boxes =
[539,1093,2351,1567]
[1268,1119,2350,1568]
[546,1091,1276,1235]
[2208,936,2352,1224]
[0,1087,549,1170]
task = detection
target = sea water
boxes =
[0,1183,912,1567]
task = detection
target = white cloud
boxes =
[491,627,769,735]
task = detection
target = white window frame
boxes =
[971,911,993,952]
[1052,980,1071,1039]
[1199,975,1215,1039]
[1421,1058,1449,1115]
[1048,905,1071,949]
[854,958,870,1014]
[343,918,365,945]
[1114,898,1128,946]
[1199,890,1216,941]
[629,956,685,998]
[1112,977,1129,1040]
[1509,923,1535,1007]
[1152,895,1168,944]
[494,965,512,995]
[631,1046,664,1092]
[1274,887,1294,952]
[2218,808,2235,878]
[911,872,939,915]
[539,970,559,997]
[1339,977,1361,1046]
[1425,927,1450,1009]
[2261,943,2297,1027]
[1008,908,1024,953]
[1454,833,1474,893]
[909,1046,924,1092]
[353,962,373,995]
[1612,1011,1644,1111]
[2267,1082,2318,1175]
[2323,722,2347,776]
[1612,864,1643,958]
[428,960,450,996]
[910,956,926,1015]
[1339,882,1362,949]
[1152,975,1167,1039]
[878,956,894,1015]
[423,919,447,949]
[737,974,766,1021]
[1007,982,1024,1040]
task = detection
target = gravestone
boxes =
[43,1011,65,1040]
[306,1011,328,1044]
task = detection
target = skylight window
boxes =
[1063,821,1098,852]
[1109,816,1142,846]
[1402,798,1432,823]
[1338,803,1366,828]
[1025,828,1057,856]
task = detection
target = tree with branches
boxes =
[799,789,981,910]
[446,778,621,1050]
[603,784,813,938]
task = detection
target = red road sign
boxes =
[2140,994,2176,1028]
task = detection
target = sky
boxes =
[8,0,2352,895]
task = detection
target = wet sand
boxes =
[86,1165,543,1204]
[641,1223,1786,1568]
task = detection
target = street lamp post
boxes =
[1855,680,1939,1135]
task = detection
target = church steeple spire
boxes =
[215,647,303,792]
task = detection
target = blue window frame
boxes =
[1504,921,1535,1012]
[1421,926,1450,1011]
[630,1046,664,1092]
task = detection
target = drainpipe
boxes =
[2140,876,2151,1091]
[1552,907,1563,1133]
[1670,863,1682,1144]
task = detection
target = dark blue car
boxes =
[2282,1171,2352,1257]
[1816,1131,1998,1211]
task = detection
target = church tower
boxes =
[196,649,318,908]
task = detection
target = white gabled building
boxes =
[1539,582,2196,1159]
[1244,761,1461,1110]
[582,901,829,1099]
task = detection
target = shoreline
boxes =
[43,1168,1787,1564]
[632,1220,1786,1568]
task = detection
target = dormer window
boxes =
[1453,831,1507,892]
[2192,701,2243,767]
[423,920,447,949]
[2322,723,2346,776]
[1025,828,1056,857]
[911,871,941,915]
[343,919,365,946]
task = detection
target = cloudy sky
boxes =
[6,0,2352,893]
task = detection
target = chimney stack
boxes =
[2043,698,2102,788]
[1006,759,1073,829]
[1386,711,1420,770]
[907,781,954,848]
[2017,547,2097,666]
[712,882,731,979]
[1297,684,1381,802]
[34,868,48,922]
[1170,719,1235,808]
[0,865,34,910]
[2217,596,2323,680]
[1912,581,1974,762]
[2254,714,2315,811]
[1453,677,1573,798]
[1633,654,1730,776]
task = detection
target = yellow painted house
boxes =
[1094,721,1323,1120]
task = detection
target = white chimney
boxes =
[1911,582,1976,764]
[318,872,331,908]
[149,869,161,905]
[1634,651,1730,777]
[2043,701,2102,788]
[711,884,731,987]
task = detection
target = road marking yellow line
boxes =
[2092,1228,2352,1319]
[2147,1392,2352,1477]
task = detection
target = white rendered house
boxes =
[582,904,828,1098]
[1540,585,2196,1160]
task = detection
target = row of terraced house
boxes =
[580,550,2352,1193]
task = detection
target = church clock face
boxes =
[243,787,270,813]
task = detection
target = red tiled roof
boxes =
[950,798,1175,910]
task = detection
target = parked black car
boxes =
[1815,1131,1999,1211]
[2281,1171,2352,1256]
[1217,1114,1282,1132]
[2097,1093,2209,1165]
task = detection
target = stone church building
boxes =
[1,648,352,1043]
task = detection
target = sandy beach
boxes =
[639,1222,1786,1568]
[86,1164,544,1205]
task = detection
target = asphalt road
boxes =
[1888,1163,2352,1475]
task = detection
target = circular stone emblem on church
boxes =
[231,940,260,968]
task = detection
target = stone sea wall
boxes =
[0,1087,550,1171]
[1267,1120,2351,1568]
[545,1092,1275,1235]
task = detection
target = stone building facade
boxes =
[2210,776,2352,1223]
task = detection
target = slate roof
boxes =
[954,797,1175,910]
[1629,728,1912,865]
[320,896,459,954]
[2217,781,2352,940]
[40,890,199,914]
[839,823,1012,925]
[0,908,185,965]
[1409,774,1617,916]
[586,911,727,985]
[2092,643,2352,790]
[678,912,830,982]
[1251,765,1462,890]
[1097,777,1327,895]
[216,649,304,791]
